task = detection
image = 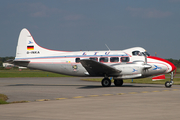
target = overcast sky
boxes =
[0,0,180,59]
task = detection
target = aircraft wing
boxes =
[80,59,121,76]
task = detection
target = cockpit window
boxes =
[132,51,142,56]
[143,52,150,56]
[121,57,130,62]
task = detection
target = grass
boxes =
[0,94,9,104]
[0,99,9,104]
[10,101,29,104]
[0,93,28,104]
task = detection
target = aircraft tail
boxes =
[15,28,68,59]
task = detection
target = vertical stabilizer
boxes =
[16,28,31,58]
[15,28,68,59]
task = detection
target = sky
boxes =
[0,0,180,59]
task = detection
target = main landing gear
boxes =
[165,72,174,88]
[101,78,111,87]
[114,79,123,86]
[101,77,124,87]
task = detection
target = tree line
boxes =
[0,57,180,68]
[166,59,180,68]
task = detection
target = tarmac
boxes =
[0,77,180,120]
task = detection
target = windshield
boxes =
[132,51,142,56]
[142,52,150,56]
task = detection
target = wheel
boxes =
[101,78,111,87]
[165,81,172,88]
[114,79,123,86]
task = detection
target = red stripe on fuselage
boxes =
[148,56,176,72]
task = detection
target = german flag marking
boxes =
[27,46,34,50]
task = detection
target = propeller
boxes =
[143,53,151,69]
[142,53,152,76]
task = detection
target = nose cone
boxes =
[166,60,176,72]
[148,56,176,73]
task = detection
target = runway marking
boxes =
[162,90,170,92]
[88,95,99,97]
[141,91,149,93]
[73,96,84,99]
[171,89,179,91]
[129,92,137,94]
[152,91,160,92]
[36,99,50,102]
[56,98,68,100]
[102,94,113,96]
[117,93,125,95]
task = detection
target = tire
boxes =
[114,79,123,86]
[165,81,172,88]
[101,78,111,87]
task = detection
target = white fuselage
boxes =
[14,28,176,79]
[15,48,174,78]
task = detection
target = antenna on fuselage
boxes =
[105,44,111,51]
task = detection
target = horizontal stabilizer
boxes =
[13,60,30,67]
[152,74,165,81]
[80,59,121,76]
[5,59,14,64]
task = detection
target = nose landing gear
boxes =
[165,72,174,88]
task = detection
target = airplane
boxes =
[13,28,176,88]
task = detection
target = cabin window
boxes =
[121,57,129,62]
[132,51,142,56]
[110,57,119,62]
[90,57,98,61]
[99,57,108,62]
[75,58,80,63]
